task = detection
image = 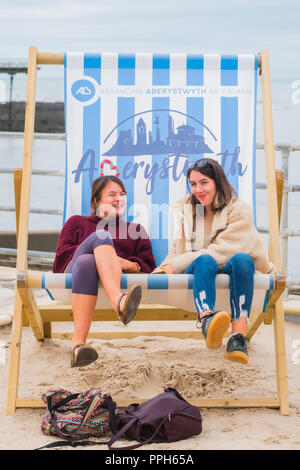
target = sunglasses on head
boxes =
[187,159,209,170]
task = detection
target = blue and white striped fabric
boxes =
[45,52,268,315]
[42,272,273,314]
[64,53,258,266]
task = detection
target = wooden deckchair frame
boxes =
[6,47,289,416]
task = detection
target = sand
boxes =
[0,266,300,451]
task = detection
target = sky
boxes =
[0,0,299,79]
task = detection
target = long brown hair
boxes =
[90,176,127,216]
[187,158,237,213]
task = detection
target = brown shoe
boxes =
[117,284,142,325]
[71,344,98,368]
[201,311,231,349]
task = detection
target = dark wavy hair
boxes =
[187,158,237,213]
[90,175,127,216]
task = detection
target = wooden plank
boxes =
[52,331,206,340]
[260,49,281,270]
[6,290,23,415]
[51,326,227,341]
[37,52,64,65]
[273,297,289,416]
[13,168,22,242]
[26,272,43,288]
[181,398,280,409]
[39,304,195,322]
[43,322,52,338]
[276,170,284,227]
[17,286,44,340]
[36,53,262,69]
[15,397,280,409]
[260,50,289,416]
[16,46,37,272]
[261,51,281,324]
[265,285,286,312]
[246,311,266,341]
[16,399,45,408]
[7,47,38,415]
[264,171,285,325]
[13,168,29,327]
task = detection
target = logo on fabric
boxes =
[72,109,248,194]
[71,79,96,102]
[103,110,214,157]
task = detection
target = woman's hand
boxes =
[118,257,140,273]
[162,264,175,274]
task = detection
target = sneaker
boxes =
[224,333,248,364]
[200,311,231,349]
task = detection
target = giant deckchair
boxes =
[7,47,289,415]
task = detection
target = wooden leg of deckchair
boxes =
[247,288,289,415]
[248,304,289,415]
[264,170,285,325]
[17,284,44,341]
[247,280,286,341]
[43,322,52,338]
[246,311,266,341]
[13,168,29,327]
[6,290,23,415]
[273,297,289,415]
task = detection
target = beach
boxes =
[0,78,299,452]
[0,265,300,451]
[1,0,300,455]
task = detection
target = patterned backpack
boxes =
[38,387,118,448]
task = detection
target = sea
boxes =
[0,74,299,276]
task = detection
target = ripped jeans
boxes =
[184,253,255,322]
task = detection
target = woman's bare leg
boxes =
[231,316,247,336]
[71,293,97,347]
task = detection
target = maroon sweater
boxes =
[53,215,156,274]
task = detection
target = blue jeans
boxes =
[184,253,255,321]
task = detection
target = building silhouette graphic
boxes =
[103,114,213,156]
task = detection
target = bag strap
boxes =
[106,416,139,450]
[47,393,79,412]
[107,413,172,451]
[103,396,118,435]
[35,439,100,450]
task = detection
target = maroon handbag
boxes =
[107,387,202,450]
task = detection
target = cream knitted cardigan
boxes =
[159,195,275,275]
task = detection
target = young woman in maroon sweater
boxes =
[53,176,156,367]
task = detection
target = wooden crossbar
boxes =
[36,52,263,68]
[15,397,280,410]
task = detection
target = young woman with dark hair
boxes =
[155,158,274,364]
[53,175,156,367]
